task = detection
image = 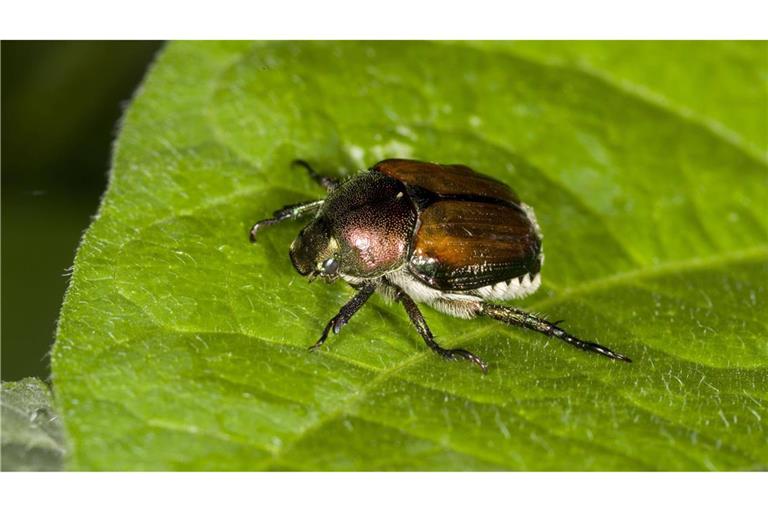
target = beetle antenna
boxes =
[478,303,632,362]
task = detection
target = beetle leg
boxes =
[479,303,632,362]
[249,199,325,242]
[292,159,340,192]
[396,290,489,373]
[309,282,377,351]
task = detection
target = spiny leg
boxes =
[292,159,340,192]
[309,282,377,351]
[396,290,489,373]
[250,160,339,241]
[249,199,325,242]
[479,303,632,362]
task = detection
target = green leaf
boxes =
[1,378,67,471]
[52,41,768,470]
[459,41,768,159]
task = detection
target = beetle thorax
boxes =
[313,171,418,279]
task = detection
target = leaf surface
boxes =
[1,378,67,471]
[52,42,768,470]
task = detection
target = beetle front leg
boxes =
[249,199,325,242]
[396,290,489,373]
[292,159,340,192]
[479,303,632,362]
[309,282,377,351]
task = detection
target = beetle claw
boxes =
[442,348,489,374]
[249,218,281,242]
[249,224,261,242]
[332,317,346,334]
[309,322,333,351]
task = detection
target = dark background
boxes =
[2,41,163,381]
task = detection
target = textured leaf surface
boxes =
[52,41,768,470]
[1,378,67,471]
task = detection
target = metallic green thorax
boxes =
[289,171,417,279]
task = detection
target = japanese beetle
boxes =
[250,159,631,372]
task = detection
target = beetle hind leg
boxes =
[479,302,632,362]
[396,289,488,373]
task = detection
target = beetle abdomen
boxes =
[473,271,542,300]
[408,199,542,292]
[384,267,542,319]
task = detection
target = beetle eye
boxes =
[322,257,339,275]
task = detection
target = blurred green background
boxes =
[2,41,163,381]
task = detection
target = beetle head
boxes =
[289,217,341,281]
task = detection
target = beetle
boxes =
[250,158,631,372]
